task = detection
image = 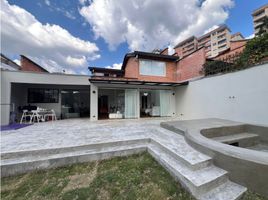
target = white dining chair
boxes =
[20,110,32,124]
[44,109,57,121]
[30,108,44,123]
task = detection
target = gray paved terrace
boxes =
[1,118,250,199]
[1,117,180,153]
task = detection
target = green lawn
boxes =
[1,153,266,200]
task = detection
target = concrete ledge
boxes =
[1,138,150,160]
[1,146,147,177]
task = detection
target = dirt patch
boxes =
[97,188,110,200]
[63,162,98,192]
[1,174,30,191]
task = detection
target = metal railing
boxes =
[203,53,242,76]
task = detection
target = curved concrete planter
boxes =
[161,119,268,197]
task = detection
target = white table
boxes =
[109,113,123,119]
[29,110,53,123]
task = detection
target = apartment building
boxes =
[231,32,244,41]
[173,36,198,58]
[252,4,268,35]
[174,25,231,58]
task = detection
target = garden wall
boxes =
[175,63,268,125]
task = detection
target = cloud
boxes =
[13,59,21,66]
[1,0,100,74]
[54,7,76,20]
[44,0,50,6]
[245,33,254,39]
[203,25,220,35]
[105,63,122,70]
[79,0,89,6]
[64,10,76,20]
[80,0,234,51]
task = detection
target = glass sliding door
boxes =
[61,89,90,119]
[160,90,171,117]
[98,89,125,119]
[125,89,138,118]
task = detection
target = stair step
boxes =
[199,180,247,200]
[1,138,150,160]
[151,140,211,170]
[212,132,259,143]
[212,132,259,147]
[1,144,147,177]
[152,127,212,170]
[148,144,228,197]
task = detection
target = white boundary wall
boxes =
[175,63,268,125]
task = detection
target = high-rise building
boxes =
[174,25,232,58]
[252,4,268,35]
[173,36,198,58]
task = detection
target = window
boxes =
[139,60,166,76]
[218,39,226,45]
[28,88,59,103]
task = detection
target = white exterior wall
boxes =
[1,70,90,125]
[170,89,176,117]
[90,84,98,121]
[175,63,268,125]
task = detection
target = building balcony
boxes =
[253,11,265,22]
[217,33,226,39]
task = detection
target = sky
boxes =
[1,0,267,74]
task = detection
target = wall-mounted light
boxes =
[93,90,96,94]
[143,92,148,96]
[172,93,175,95]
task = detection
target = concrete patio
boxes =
[1,118,175,153]
[1,118,247,200]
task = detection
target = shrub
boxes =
[203,33,268,76]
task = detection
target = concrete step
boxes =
[151,140,212,170]
[148,144,228,197]
[199,180,247,200]
[1,138,150,160]
[212,132,259,147]
[152,127,212,170]
[1,143,147,177]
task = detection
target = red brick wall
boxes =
[214,40,247,60]
[124,57,177,82]
[124,57,139,79]
[160,48,168,55]
[174,47,183,58]
[230,40,247,50]
[176,48,206,81]
[20,56,48,73]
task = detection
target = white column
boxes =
[137,88,140,119]
[170,89,176,117]
[90,84,98,121]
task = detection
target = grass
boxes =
[1,152,267,200]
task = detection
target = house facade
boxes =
[2,33,247,125]
[88,51,187,121]
[1,51,190,125]
[1,70,91,125]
